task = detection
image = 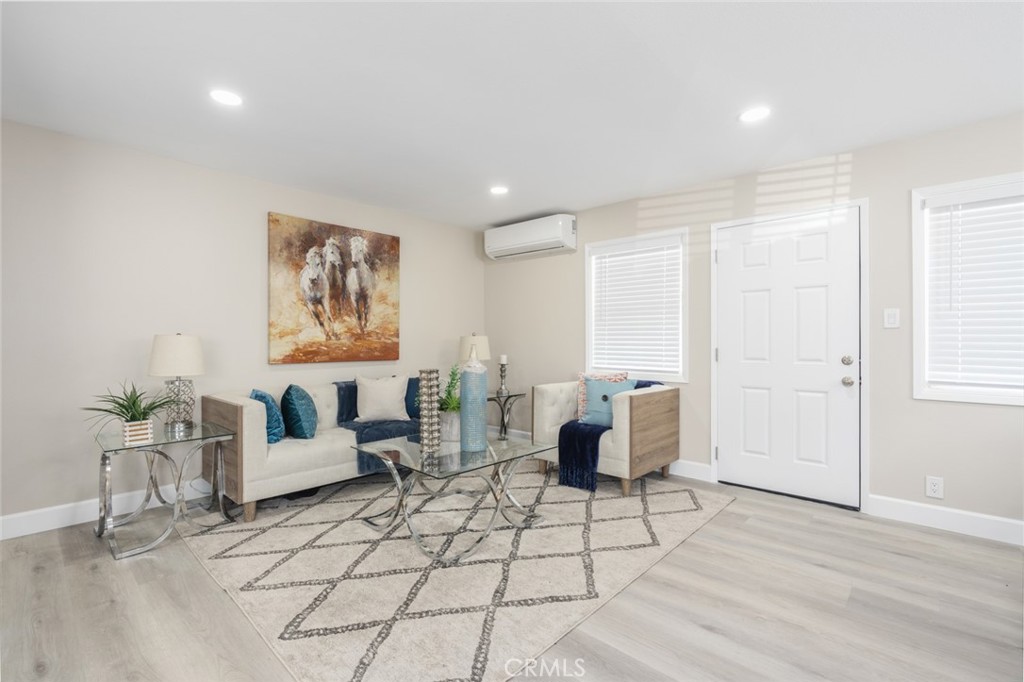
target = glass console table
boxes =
[94,422,235,559]
[353,436,555,565]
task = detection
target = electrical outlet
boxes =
[926,476,944,499]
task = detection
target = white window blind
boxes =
[586,230,688,382]
[912,174,1024,406]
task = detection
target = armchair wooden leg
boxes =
[243,501,257,522]
[537,460,548,475]
[661,465,670,478]
[620,478,632,497]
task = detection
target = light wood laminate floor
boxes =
[3,477,1021,682]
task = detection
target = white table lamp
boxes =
[149,333,204,433]
[458,333,491,363]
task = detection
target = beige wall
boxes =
[1,121,485,517]
[485,113,1024,521]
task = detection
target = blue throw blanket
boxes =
[340,419,420,474]
[558,421,609,492]
[558,380,662,492]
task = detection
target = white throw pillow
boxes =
[355,375,410,422]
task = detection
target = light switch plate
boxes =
[883,308,900,329]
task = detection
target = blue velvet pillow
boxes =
[281,384,318,439]
[405,377,420,420]
[580,378,637,427]
[335,380,358,425]
[250,389,285,444]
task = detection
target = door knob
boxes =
[842,376,856,387]
[841,355,854,366]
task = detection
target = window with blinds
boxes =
[912,173,1024,406]
[585,230,688,382]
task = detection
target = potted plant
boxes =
[439,365,461,442]
[84,381,179,445]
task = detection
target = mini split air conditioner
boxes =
[484,214,577,260]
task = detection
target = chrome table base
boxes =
[95,436,235,559]
[363,447,541,566]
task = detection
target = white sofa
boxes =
[531,381,680,496]
[201,382,406,521]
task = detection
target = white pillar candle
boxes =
[499,354,508,364]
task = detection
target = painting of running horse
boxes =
[267,212,399,364]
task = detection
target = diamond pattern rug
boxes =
[179,469,732,682]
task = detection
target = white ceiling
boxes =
[3,2,1022,229]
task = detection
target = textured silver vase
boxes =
[418,369,441,454]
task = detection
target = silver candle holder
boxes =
[496,361,510,398]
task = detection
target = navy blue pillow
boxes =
[281,384,318,439]
[580,378,638,427]
[250,389,285,444]
[335,380,358,424]
[405,377,420,420]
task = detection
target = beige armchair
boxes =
[531,381,680,495]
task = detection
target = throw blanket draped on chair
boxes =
[558,421,609,492]
[558,380,663,492]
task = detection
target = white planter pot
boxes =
[440,411,460,442]
[122,419,154,446]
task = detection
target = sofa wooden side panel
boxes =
[628,388,680,479]
[202,395,244,505]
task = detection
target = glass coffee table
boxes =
[353,436,554,565]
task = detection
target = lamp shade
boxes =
[459,334,491,363]
[148,334,204,377]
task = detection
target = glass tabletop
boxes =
[353,435,554,479]
[96,421,235,454]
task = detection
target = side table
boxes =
[487,392,525,440]
[94,421,236,559]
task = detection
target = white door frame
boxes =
[710,199,871,509]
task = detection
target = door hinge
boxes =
[714,446,719,460]
[714,249,718,264]
[715,348,719,362]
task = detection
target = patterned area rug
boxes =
[179,469,732,682]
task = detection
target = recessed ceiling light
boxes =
[210,89,243,106]
[490,186,509,195]
[739,105,771,124]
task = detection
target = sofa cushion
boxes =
[356,375,410,422]
[337,377,420,425]
[281,384,318,439]
[580,378,637,427]
[577,371,628,418]
[335,380,358,424]
[250,389,285,444]
[405,376,421,420]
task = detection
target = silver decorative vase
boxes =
[418,369,441,454]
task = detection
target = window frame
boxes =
[911,172,1024,407]
[585,228,689,383]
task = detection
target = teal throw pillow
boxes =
[250,389,285,444]
[281,384,318,439]
[580,378,637,427]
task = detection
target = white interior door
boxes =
[716,206,861,508]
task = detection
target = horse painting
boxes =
[267,212,399,364]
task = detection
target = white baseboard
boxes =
[864,494,1023,546]
[670,459,716,482]
[0,480,209,541]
